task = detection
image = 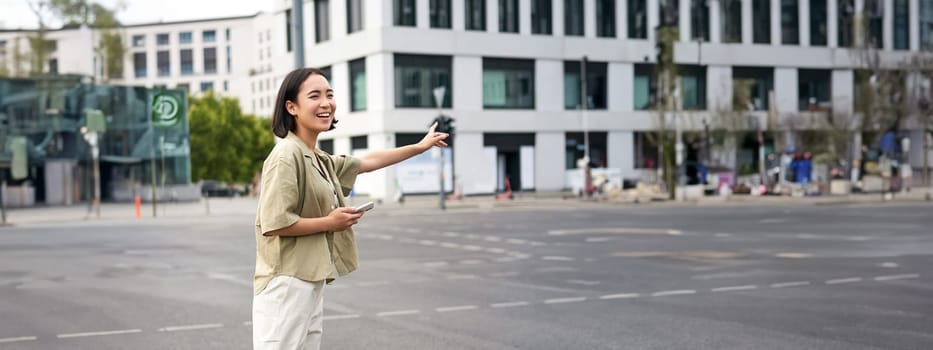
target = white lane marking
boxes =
[488,271,520,278]
[711,285,758,292]
[323,314,361,320]
[158,323,224,332]
[667,230,684,235]
[530,242,548,246]
[242,321,252,326]
[377,309,420,317]
[485,248,507,254]
[404,228,422,233]
[58,329,142,338]
[599,293,640,300]
[495,257,516,262]
[440,243,461,248]
[848,236,873,241]
[770,281,811,288]
[442,232,460,237]
[874,274,919,281]
[0,336,37,343]
[585,237,613,242]
[373,234,393,240]
[424,261,448,267]
[506,239,527,244]
[490,301,530,308]
[878,262,899,268]
[544,297,587,304]
[436,305,479,313]
[714,233,733,238]
[460,260,484,265]
[549,228,681,235]
[826,277,863,285]
[446,274,477,280]
[464,234,480,239]
[651,290,697,297]
[398,238,417,244]
[566,279,601,286]
[418,240,438,246]
[462,245,484,251]
[206,273,251,286]
[775,252,812,259]
[541,256,575,261]
[355,281,390,287]
[483,237,503,242]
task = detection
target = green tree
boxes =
[189,92,275,184]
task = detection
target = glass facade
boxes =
[838,0,854,47]
[809,0,827,46]
[180,49,193,75]
[721,0,742,43]
[799,69,832,111]
[395,0,416,26]
[315,0,331,42]
[922,0,933,50]
[596,0,616,37]
[349,58,367,111]
[894,0,909,50]
[733,67,773,111]
[347,0,364,33]
[500,0,519,33]
[394,54,452,108]
[134,52,147,78]
[693,0,711,41]
[629,0,648,39]
[430,0,452,28]
[680,65,706,110]
[203,47,217,74]
[483,58,535,109]
[531,0,552,34]
[781,0,799,44]
[752,0,770,44]
[565,0,584,36]
[634,64,656,110]
[0,77,192,202]
[465,0,486,30]
[564,60,608,110]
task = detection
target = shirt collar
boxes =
[284,131,316,158]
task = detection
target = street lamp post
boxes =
[433,86,447,210]
[580,56,592,198]
[80,127,101,219]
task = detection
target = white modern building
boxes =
[4,0,933,200]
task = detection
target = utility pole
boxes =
[580,55,592,198]
[292,0,305,68]
[433,87,447,210]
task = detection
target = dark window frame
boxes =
[394,54,453,108]
[482,57,536,109]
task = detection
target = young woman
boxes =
[253,67,448,349]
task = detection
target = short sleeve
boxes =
[258,157,301,235]
[330,155,361,197]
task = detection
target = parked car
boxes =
[200,180,237,197]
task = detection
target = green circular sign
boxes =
[152,93,181,127]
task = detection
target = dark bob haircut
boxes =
[271,67,338,138]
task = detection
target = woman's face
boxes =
[286,73,336,133]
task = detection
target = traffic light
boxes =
[432,115,455,145]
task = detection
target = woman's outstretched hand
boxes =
[418,122,449,151]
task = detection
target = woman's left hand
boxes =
[418,122,449,151]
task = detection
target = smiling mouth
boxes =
[316,113,331,119]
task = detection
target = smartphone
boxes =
[353,201,375,213]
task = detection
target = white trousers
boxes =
[253,275,325,350]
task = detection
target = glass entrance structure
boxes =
[0,75,192,206]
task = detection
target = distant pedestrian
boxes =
[252,68,448,350]
[796,152,813,185]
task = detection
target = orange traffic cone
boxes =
[134,195,142,219]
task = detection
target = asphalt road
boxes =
[0,201,931,349]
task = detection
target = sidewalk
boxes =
[688,186,933,206]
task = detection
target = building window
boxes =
[732,67,773,111]
[865,0,883,48]
[315,0,331,43]
[634,64,656,110]
[894,0,909,50]
[596,0,616,37]
[500,0,519,33]
[319,139,334,154]
[348,0,364,33]
[132,35,145,48]
[922,1,933,49]
[430,0,451,28]
[203,30,216,43]
[680,65,706,110]
[351,135,368,150]
[176,83,189,92]
[721,0,742,43]
[394,54,452,108]
[156,33,169,46]
[629,0,648,39]
[157,51,169,76]
[180,49,193,75]
[660,0,679,27]
[565,0,584,36]
[179,32,192,44]
[201,81,214,92]
[564,60,608,110]
[781,0,799,44]
[133,52,146,78]
[285,9,293,52]
[223,80,229,91]
[566,132,608,169]
[349,57,367,111]
[483,58,535,109]
[634,131,660,169]
[395,0,416,26]
[225,46,232,73]
[465,0,486,30]
[531,0,552,34]
[838,0,854,47]
[798,69,831,111]
[752,0,770,43]
[48,58,58,74]
[203,47,217,74]
[692,0,711,41]
[809,0,827,46]
[225,28,231,41]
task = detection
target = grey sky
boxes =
[0,0,270,29]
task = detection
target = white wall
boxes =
[455,133,489,194]
[608,131,635,179]
[535,132,565,191]
[774,67,798,115]
[831,69,854,118]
